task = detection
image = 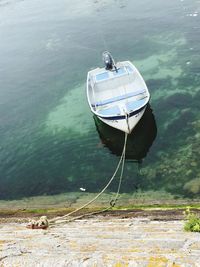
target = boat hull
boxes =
[86,60,150,134]
[97,106,146,134]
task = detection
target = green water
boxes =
[0,0,200,200]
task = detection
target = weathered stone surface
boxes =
[0,217,200,266]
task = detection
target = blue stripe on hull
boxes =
[98,105,147,120]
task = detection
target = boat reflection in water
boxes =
[94,104,157,162]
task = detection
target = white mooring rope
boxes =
[26,128,128,229]
[48,131,128,225]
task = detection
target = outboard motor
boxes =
[102,51,117,71]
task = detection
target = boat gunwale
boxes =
[97,105,147,121]
[86,61,150,119]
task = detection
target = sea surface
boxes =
[0,0,200,200]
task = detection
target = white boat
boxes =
[86,52,150,134]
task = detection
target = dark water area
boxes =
[0,0,200,200]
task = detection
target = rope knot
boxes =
[26,216,49,229]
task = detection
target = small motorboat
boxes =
[86,51,150,133]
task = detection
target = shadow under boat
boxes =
[94,104,157,162]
